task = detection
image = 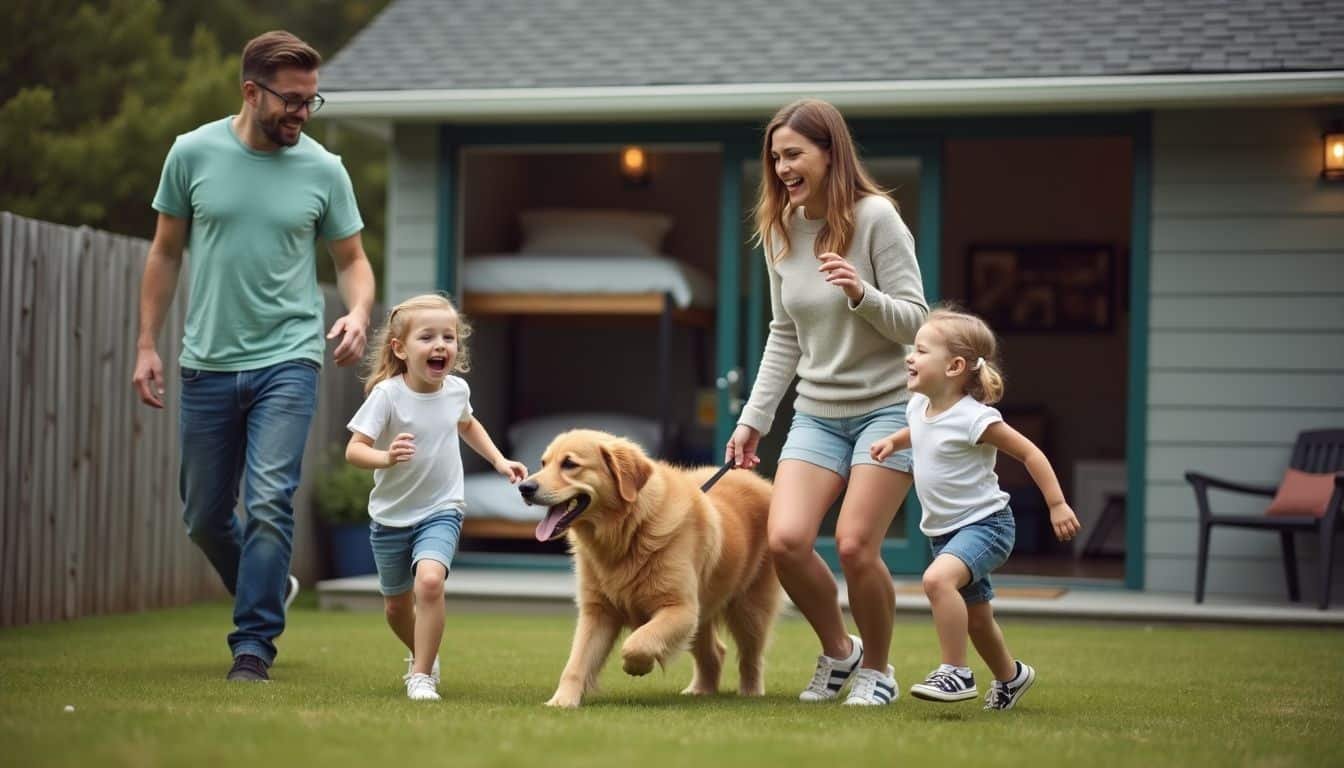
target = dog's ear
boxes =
[600,440,653,504]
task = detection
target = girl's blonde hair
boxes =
[752,98,891,263]
[925,306,1005,405]
[363,293,472,394]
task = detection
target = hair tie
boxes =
[973,356,985,371]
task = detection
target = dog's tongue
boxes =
[535,507,566,542]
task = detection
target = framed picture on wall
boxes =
[966,243,1115,333]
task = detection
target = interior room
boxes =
[942,135,1133,580]
[454,146,722,549]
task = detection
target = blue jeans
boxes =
[928,509,1016,604]
[369,511,464,596]
[779,402,913,479]
[179,359,318,666]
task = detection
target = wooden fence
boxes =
[1,212,374,627]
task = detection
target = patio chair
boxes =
[1186,429,1344,610]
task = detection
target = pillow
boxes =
[508,412,662,471]
[1266,469,1339,518]
[462,473,542,522]
[518,209,672,256]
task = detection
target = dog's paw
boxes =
[620,636,660,676]
[681,683,717,696]
[621,650,656,676]
[737,681,766,697]
[545,691,582,708]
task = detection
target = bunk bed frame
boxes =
[459,290,712,540]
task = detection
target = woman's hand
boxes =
[1049,502,1081,542]
[386,433,416,467]
[495,458,529,484]
[725,424,762,469]
[818,252,864,303]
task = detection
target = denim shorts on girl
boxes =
[369,510,464,596]
[779,401,913,479]
[928,508,1016,604]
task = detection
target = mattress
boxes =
[463,253,715,309]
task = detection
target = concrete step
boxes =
[317,564,1344,626]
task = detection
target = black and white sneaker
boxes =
[283,575,300,614]
[799,634,864,702]
[842,665,899,706]
[226,653,270,682]
[984,661,1036,711]
[910,664,978,702]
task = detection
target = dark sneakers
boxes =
[984,661,1036,710]
[910,664,979,702]
[227,575,294,682]
[227,654,270,682]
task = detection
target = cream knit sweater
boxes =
[738,194,928,436]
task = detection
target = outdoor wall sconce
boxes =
[621,146,650,186]
[1324,124,1344,181]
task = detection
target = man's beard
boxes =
[257,113,301,147]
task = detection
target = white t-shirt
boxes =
[906,393,1012,536]
[347,375,473,527]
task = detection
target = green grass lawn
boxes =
[2,597,1342,767]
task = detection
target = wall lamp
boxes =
[1324,123,1344,181]
[621,146,650,186]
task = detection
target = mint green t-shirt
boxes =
[152,116,363,371]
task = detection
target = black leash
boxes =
[700,459,736,493]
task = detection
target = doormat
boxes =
[896,586,1068,600]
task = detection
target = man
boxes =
[132,30,375,682]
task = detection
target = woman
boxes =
[726,99,928,706]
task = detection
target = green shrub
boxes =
[312,447,375,526]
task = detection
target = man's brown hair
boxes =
[241,31,321,84]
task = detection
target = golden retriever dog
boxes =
[519,429,780,708]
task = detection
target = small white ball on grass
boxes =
[63,705,75,713]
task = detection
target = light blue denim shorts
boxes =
[928,508,1016,604]
[779,402,913,479]
[369,510,464,596]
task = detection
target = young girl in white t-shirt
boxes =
[346,294,527,701]
[870,307,1080,710]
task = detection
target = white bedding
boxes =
[462,473,541,523]
[461,412,663,523]
[463,253,715,309]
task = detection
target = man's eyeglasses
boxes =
[252,81,325,115]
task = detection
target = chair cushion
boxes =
[1265,469,1338,518]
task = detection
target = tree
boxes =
[2,0,390,290]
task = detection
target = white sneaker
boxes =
[283,575,300,613]
[403,654,441,685]
[843,665,899,706]
[405,672,440,701]
[910,664,978,702]
[799,634,864,702]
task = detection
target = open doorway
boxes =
[942,135,1133,581]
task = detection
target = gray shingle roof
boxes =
[322,0,1344,92]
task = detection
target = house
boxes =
[317,0,1344,602]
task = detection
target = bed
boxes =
[458,209,714,540]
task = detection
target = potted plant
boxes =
[313,448,377,578]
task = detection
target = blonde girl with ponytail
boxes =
[346,293,527,701]
[870,306,1080,711]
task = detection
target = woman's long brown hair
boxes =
[752,99,890,262]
